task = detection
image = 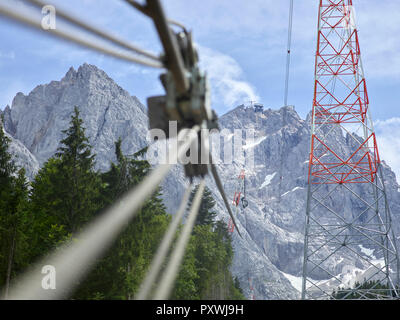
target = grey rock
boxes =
[3,64,400,300]
[3,63,148,173]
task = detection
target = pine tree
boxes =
[29,106,101,261]
[3,169,29,298]
[174,184,245,300]
[0,119,29,298]
[188,185,217,226]
[54,106,100,233]
[72,139,170,299]
[171,235,200,300]
[332,280,396,299]
[0,117,15,196]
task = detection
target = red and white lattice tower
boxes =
[228,170,246,233]
[302,0,400,299]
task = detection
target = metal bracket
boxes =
[147,27,218,178]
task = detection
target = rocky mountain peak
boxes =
[3,63,148,171]
[63,66,77,82]
[2,64,400,300]
[62,63,111,82]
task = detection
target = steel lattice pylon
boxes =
[301,0,400,300]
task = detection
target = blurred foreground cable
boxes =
[0,1,163,68]
[153,179,206,300]
[7,126,199,299]
[136,183,193,300]
[209,160,242,238]
[26,0,161,62]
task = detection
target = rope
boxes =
[136,183,193,300]
[2,0,242,300]
[125,0,187,32]
[0,2,163,68]
[209,160,242,238]
[145,0,190,93]
[26,0,161,62]
[154,179,206,299]
[7,126,200,299]
[284,0,294,107]
[278,0,294,208]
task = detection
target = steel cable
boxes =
[0,2,163,68]
[7,126,200,299]
[136,182,193,300]
[1,0,243,300]
[25,0,161,62]
[209,159,242,238]
[124,0,188,32]
[153,179,206,300]
[144,0,190,93]
[124,0,153,17]
[284,0,294,107]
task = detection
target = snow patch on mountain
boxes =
[280,271,303,292]
[244,135,267,150]
[282,186,303,197]
[3,64,400,300]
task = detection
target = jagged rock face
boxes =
[1,129,40,181]
[213,106,400,297]
[3,63,148,172]
[2,64,400,300]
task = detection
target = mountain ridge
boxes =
[2,63,400,300]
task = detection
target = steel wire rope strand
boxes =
[278,0,294,211]
[284,0,294,107]
[153,179,206,300]
[137,0,190,93]
[25,0,161,62]
[150,124,243,299]
[7,125,200,299]
[0,3,163,68]
[124,0,188,32]
[136,183,193,300]
[209,157,242,238]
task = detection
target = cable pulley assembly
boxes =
[144,5,218,178]
[0,0,243,300]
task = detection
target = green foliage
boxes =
[189,186,217,227]
[172,185,246,300]
[0,122,30,297]
[0,111,244,300]
[54,106,101,233]
[28,106,100,262]
[332,280,398,299]
[172,236,199,299]
[72,138,170,299]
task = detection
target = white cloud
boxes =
[198,46,259,112]
[352,1,400,79]
[374,118,400,183]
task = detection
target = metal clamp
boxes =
[147,26,218,178]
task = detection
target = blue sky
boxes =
[1,0,400,180]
